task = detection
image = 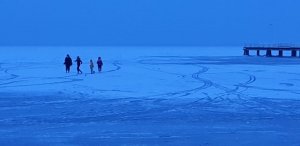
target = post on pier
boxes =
[278,50,283,57]
[243,49,249,56]
[291,50,297,57]
[266,49,272,57]
[256,50,260,56]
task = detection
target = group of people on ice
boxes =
[64,54,103,74]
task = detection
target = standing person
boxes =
[90,59,95,74]
[97,57,103,72]
[64,54,72,73]
[75,56,83,74]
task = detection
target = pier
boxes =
[243,45,300,57]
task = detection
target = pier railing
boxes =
[244,43,300,48]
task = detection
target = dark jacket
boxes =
[75,58,82,66]
[97,59,103,66]
[64,57,72,66]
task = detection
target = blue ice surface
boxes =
[0,47,300,145]
[0,92,300,146]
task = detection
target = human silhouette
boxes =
[97,57,103,72]
[90,59,95,74]
[64,54,72,73]
[75,56,83,74]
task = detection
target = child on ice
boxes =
[90,59,95,74]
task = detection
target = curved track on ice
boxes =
[1,56,300,145]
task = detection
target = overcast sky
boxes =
[0,0,299,46]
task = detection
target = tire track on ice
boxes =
[0,61,122,88]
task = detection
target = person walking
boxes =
[90,59,95,74]
[97,57,103,72]
[64,54,72,73]
[75,56,83,74]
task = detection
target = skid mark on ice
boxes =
[138,56,251,100]
[84,61,122,76]
[0,72,83,88]
[139,56,261,102]
[0,61,122,88]
[138,56,247,99]
[137,58,213,98]
[2,93,300,126]
[136,56,300,116]
[0,64,19,81]
[1,56,300,121]
[136,57,245,114]
[102,61,121,73]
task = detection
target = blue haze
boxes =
[0,0,299,46]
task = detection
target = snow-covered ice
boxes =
[0,47,300,145]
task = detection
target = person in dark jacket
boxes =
[75,56,83,74]
[64,54,72,73]
[97,57,103,72]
